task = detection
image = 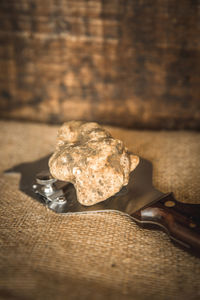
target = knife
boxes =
[5,154,200,255]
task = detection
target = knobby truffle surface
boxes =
[49,121,139,206]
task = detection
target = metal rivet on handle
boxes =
[189,222,196,228]
[165,200,175,207]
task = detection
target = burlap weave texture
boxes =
[0,121,200,300]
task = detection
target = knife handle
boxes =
[131,193,200,254]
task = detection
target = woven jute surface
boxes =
[0,121,200,300]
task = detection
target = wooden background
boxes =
[0,0,199,129]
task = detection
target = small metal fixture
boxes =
[32,170,70,212]
[36,171,57,195]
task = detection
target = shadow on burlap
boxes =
[0,121,200,300]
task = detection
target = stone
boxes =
[49,121,139,206]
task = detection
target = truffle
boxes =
[49,121,139,206]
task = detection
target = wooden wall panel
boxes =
[0,0,199,129]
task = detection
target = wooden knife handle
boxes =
[131,193,200,254]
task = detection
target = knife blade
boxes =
[5,154,200,255]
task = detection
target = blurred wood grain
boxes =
[0,0,199,129]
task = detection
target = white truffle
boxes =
[49,121,139,206]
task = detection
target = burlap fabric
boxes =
[0,121,200,300]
